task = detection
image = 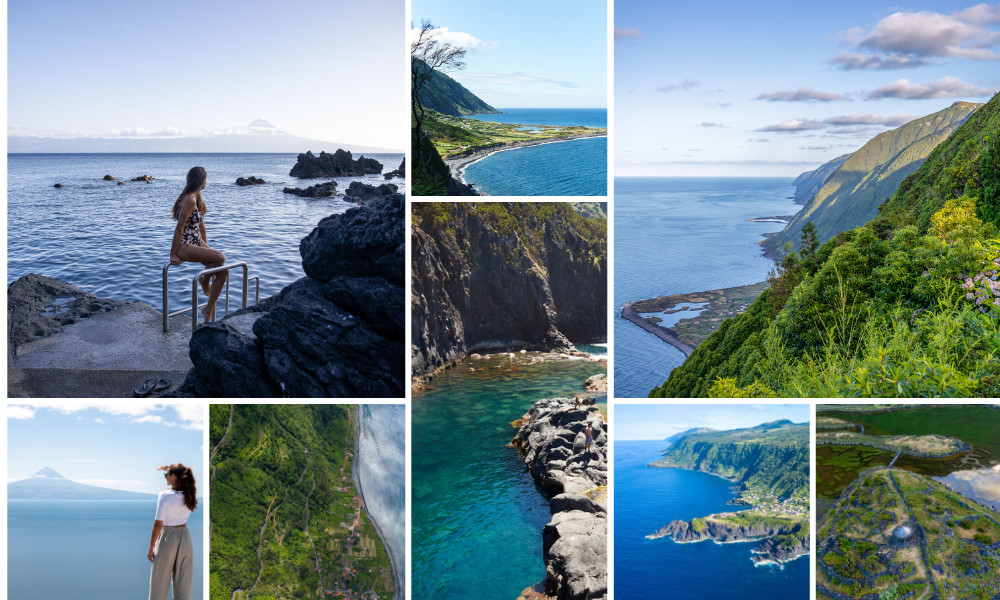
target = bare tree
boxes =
[411,19,466,161]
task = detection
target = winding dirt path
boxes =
[211,404,234,483]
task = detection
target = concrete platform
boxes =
[9,302,195,398]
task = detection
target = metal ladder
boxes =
[162,261,260,332]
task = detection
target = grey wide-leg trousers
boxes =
[149,526,193,600]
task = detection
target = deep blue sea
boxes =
[412,355,607,600]
[614,177,800,397]
[615,440,809,599]
[7,152,404,314]
[462,108,607,196]
[466,108,607,128]
[356,404,406,597]
[8,499,204,600]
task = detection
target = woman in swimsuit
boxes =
[170,166,228,322]
[148,463,197,600]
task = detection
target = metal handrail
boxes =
[162,261,261,332]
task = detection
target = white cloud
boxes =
[173,405,205,431]
[864,76,998,99]
[409,26,495,53]
[955,3,1000,25]
[823,113,918,126]
[77,478,153,491]
[829,52,932,70]
[461,71,581,89]
[8,406,36,419]
[756,86,844,102]
[756,118,826,132]
[615,28,642,40]
[859,9,1000,60]
[700,122,725,128]
[134,415,166,425]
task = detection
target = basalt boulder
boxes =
[384,158,405,179]
[236,176,266,186]
[283,181,337,198]
[174,194,405,397]
[344,182,398,204]
[289,149,383,178]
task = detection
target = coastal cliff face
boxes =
[176,194,404,397]
[511,397,607,600]
[411,203,607,378]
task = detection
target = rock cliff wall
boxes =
[411,204,607,378]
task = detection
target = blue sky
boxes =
[616,1,1000,176]
[6,403,203,494]
[7,0,406,149]
[616,404,810,440]
[412,0,607,108]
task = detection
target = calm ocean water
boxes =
[412,356,607,600]
[615,441,809,599]
[463,108,607,196]
[7,152,404,313]
[614,177,800,397]
[357,404,406,595]
[8,499,204,600]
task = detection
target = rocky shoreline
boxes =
[647,518,808,565]
[444,134,608,188]
[620,301,695,356]
[510,396,607,600]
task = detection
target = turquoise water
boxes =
[412,355,607,600]
[464,137,607,196]
[614,177,799,397]
[466,108,607,128]
[615,441,809,599]
[8,499,204,600]
[7,152,404,312]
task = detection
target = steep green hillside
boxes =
[209,405,394,600]
[792,152,852,205]
[651,420,809,499]
[766,102,981,256]
[414,58,499,117]
[653,93,1000,398]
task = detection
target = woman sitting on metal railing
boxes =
[169,166,228,322]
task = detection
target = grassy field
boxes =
[425,111,606,159]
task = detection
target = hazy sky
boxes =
[616,1,1000,176]
[7,403,203,494]
[412,0,607,108]
[616,404,810,440]
[8,0,406,149]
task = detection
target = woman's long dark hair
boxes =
[172,167,207,220]
[167,463,198,511]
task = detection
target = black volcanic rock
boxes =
[103,175,116,181]
[289,149,383,178]
[283,181,337,198]
[236,176,266,186]
[384,158,405,179]
[131,175,155,182]
[7,273,132,362]
[174,194,404,398]
[344,182,398,204]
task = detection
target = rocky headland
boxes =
[289,149,383,178]
[510,397,607,600]
[411,203,607,386]
[173,194,404,397]
[648,517,808,565]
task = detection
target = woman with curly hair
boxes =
[148,463,197,600]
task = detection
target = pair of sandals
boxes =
[135,378,172,397]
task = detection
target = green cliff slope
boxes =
[653,93,1000,398]
[652,420,809,499]
[414,58,499,117]
[766,102,981,256]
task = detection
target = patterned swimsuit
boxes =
[181,207,203,246]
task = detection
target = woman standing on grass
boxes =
[170,166,228,322]
[148,463,197,600]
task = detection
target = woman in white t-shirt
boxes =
[147,463,198,600]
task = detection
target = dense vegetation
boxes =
[413,201,607,264]
[766,101,980,255]
[652,420,809,499]
[209,405,394,600]
[655,93,1000,398]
